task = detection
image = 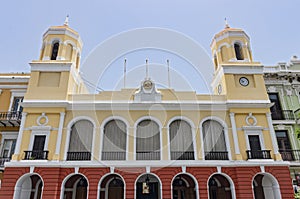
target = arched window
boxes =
[253,174,281,199]
[234,43,244,60]
[136,120,160,160]
[67,120,93,160]
[102,119,127,160]
[202,120,228,160]
[172,174,197,199]
[169,120,194,160]
[63,174,88,199]
[208,174,233,199]
[136,174,161,199]
[99,174,125,199]
[51,42,59,60]
[13,174,43,199]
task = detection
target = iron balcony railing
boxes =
[279,150,300,161]
[246,150,271,159]
[24,150,49,160]
[205,151,229,160]
[67,152,91,161]
[171,151,195,160]
[271,110,295,120]
[0,111,22,127]
[0,157,11,167]
[136,151,160,160]
[101,151,126,160]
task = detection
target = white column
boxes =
[229,112,240,154]
[55,112,65,155]
[14,112,27,154]
[266,112,279,154]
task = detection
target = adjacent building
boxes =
[0,73,29,181]
[264,58,300,188]
[0,22,294,198]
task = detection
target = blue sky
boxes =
[1,1,300,91]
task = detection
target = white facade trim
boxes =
[28,127,51,150]
[29,62,73,72]
[229,112,240,154]
[0,77,29,83]
[244,129,266,150]
[14,112,27,155]
[266,113,279,154]
[55,112,65,155]
[7,159,291,168]
[222,65,264,74]
[8,90,26,112]
[0,85,27,89]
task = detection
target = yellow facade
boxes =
[8,23,281,164]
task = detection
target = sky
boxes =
[1,1,300,91]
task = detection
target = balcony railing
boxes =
[279,150,300,161]
[24,150,49,160]
[171,151,195,160]
[136,151,160,160]
[101,151,126,160]
[0,111,22,127]
[205,151,229,160]
[0,157,11,167]
[67,152,91,161]
[271,110,295,120]
[246,150,271,159]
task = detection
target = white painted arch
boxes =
[13,172,44,199]
[199,116,232,160]
[97,172,126,199]
[134,172,163,199]
[64,116,97,160]
[171,172,200,199]
[207,172,236,199]
[60,172,89,199]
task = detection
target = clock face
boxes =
[239,77,249,86]
[143,80,153,89]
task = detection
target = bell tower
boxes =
[25,17,87,100]
[210,22,268,101]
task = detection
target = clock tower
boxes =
[210,23,269,101]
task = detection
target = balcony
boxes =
[24,150,49,160]
[0,157,11,167]
[67,151,91,161]
[271,110,295,120]
[246,150,272,159]
[136,151,160,160]
[205,151,229,160]
[0,111,22,127]
[279,150,300,161]
[101,151,126,160]
[171,151,195,160]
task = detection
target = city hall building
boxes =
[0,21,294,199]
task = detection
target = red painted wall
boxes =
[0,166,293,199]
